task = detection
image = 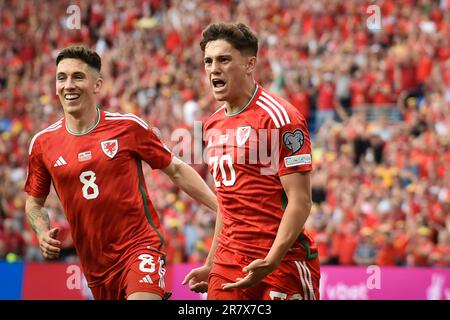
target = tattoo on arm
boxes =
[27,205,50,235]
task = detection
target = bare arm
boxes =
[25,195,61,259]
[204,208,223,268]
[25,195,50,235]
[162,156,218,212]
[265,171,312,265]
[164,156,220,293]
[222,171,312,290]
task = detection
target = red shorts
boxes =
[208,246,320,300]
[89,250,170,300]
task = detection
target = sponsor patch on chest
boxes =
[78,151,92,162]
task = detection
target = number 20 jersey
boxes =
[24,109,173,286]
[203,84,318,261]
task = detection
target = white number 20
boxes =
[209,154,236,187]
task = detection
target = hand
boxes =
[221,259,276,290]
[182,265,211,293]
[37,228,61,260]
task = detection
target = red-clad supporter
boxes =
[376,230,398,266]
[0,218,25,258]
[350,69,368,108]
[285,81,311,121]
[337,222,359,265]
[165,220,186,264]
[407,227,435,267]
[430,231,450,267]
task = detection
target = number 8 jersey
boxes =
[203,84,318,262]
[25,109,173,287]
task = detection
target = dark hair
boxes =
[56,45,101,72]
[200,22,258,56]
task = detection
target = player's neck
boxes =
[65,107,100,135]
[225,81,257,116]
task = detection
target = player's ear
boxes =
[93,77,103,94]
[245,56,257,75]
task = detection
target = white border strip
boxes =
[261,91,291,124]
[105,116,148,130]
[104,112,148,129]
[258,96,286,126]
[295,261,310,300]
[256,100,280,128]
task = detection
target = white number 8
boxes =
[80,170,99,200]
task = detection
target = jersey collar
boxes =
[225,83,259,117]
[65,107,101,136]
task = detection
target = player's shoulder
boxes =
[204,104,226,129]
[103,110,149,131]
[254,87,304,129]
[28,118,64,154]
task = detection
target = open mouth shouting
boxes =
[211,78,227,93]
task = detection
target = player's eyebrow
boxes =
[56,71,86,78]
[204,54,232,61]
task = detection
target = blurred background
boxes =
[0,0,449,299]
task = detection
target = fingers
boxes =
[43,244,61,254]
[182,272,195,285]
[40,244,61,259]
[183,270,208,293]
[43,251,60,260]
[49,227,60,239]
[39,230,62,246]
[221,260,263,290]
[182,267,210,285]
[40,241,60,253]
[221,277,250,290]
[189,281,208,293]
[39,230,62,259]
[45,229,62,246]
[46,237,62,247]
[42,234,61,248]
[242,259,265,273]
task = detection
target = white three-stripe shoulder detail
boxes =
[256,100,280,128]
[104,112,149,129]
[104,112,148,128]
[261,91,291,124]
[258,96,286,126]
[105,116,148,129]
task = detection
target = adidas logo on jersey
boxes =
[53,156,67,167]
[139,274,153,284]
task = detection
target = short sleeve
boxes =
[24,139,51,197]
[134,124,173,170]
[277,114,312,176]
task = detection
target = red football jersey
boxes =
[204,84,317,261]
[25,109,173,286]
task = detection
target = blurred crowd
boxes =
[0,0,449,267]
